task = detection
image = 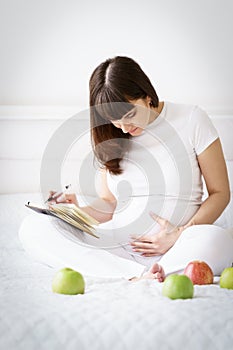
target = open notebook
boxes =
[25,202,100,238]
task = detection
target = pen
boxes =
[44,184,71,204]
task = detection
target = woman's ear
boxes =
[146,96,153,107]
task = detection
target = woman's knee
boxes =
[177,224,233,274]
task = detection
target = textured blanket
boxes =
[0,193,233,350]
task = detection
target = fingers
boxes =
[141,252,160,257]
[130,241,156,255]
[48,190,57,202]
[130,234,142,240]
[131,247,158,256]
[55,194,66,203]
[130,241,153,248]
[49,190,56,196]
[135,249,156,254]
[130,236,157,255]
[130,234,152,243]
[56,193,79,206]
[48,191,78,205]
[63,194,79,206]
[48,190,61,204]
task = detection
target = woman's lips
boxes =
[129,127,138,134]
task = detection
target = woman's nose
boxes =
[121,123,131,133]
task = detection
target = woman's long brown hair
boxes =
[89,56,159,175]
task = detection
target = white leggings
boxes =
[19,213,233,279]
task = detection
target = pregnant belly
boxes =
[111,196,200,234]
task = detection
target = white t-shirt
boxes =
[106,101,219,253]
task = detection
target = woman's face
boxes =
[111,98,156,136]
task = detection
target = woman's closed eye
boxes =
[125,112,136,119]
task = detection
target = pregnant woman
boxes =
[19,56,233,281]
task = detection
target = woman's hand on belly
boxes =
[129,213,183,256]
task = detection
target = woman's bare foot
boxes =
[129,263,165,283]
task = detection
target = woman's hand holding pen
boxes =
[130,212,186,257]
[47,190,79,206]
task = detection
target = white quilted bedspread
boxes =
[0,193,233,350]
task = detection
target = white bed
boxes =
[0,196,233,349]
[1,115,233,349]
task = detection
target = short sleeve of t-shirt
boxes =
[189,106,219,156]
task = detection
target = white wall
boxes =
[0,110,232,194]
[0,0,233,113]
[1,0,233,194]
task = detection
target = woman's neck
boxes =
[148,101,164,125]
[156,101,164,114]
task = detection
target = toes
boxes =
[149,263,162,274]
[141,264,165,282]
[156,272,165,282]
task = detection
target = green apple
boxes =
[220,267,233,289]
[162,274,194,300]
[52,267,85,295]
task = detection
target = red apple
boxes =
[184,260,214,285]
